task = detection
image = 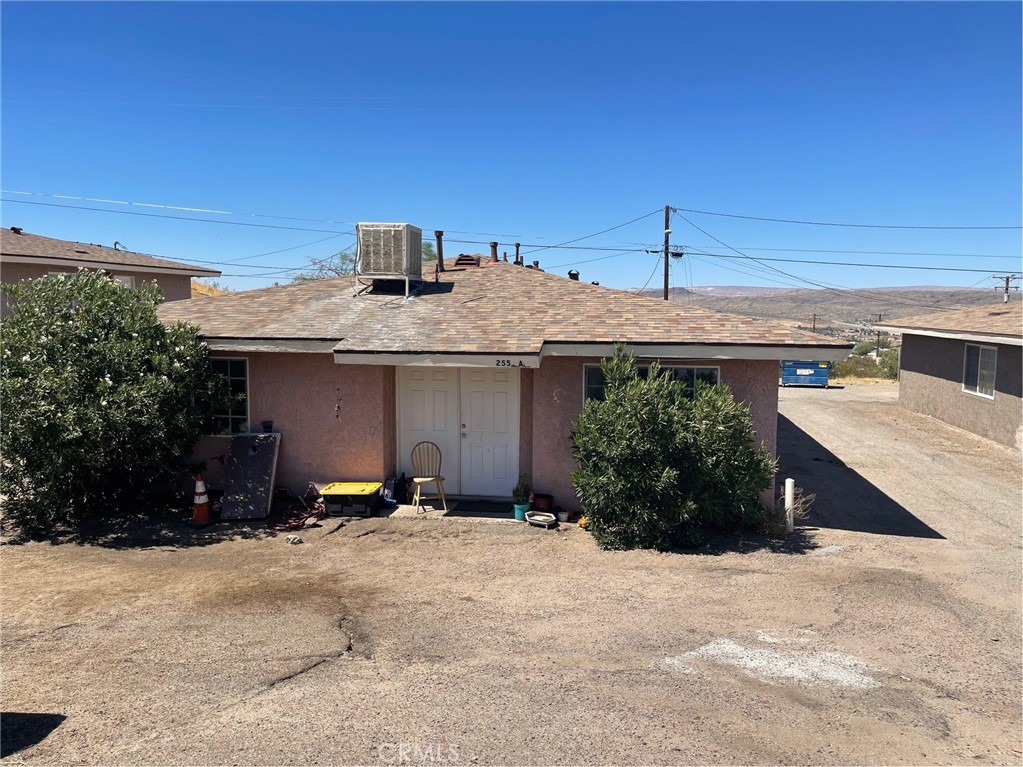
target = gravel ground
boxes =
[2,383,1020,766]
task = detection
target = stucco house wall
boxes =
[1,262,193,316]
[529,356,780,509]
[899,334,1022,449]
[190,353,397,492]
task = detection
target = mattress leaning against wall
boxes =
[220,433,281,520]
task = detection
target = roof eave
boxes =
[875,325,1023,347]
[0,253,221,278]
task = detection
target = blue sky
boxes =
[2,1,1020,292]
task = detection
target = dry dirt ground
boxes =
[2,384,1021,766]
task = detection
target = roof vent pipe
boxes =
[514,242,521,265]
[532,260,540,270]
[435,230,445,273]
[489,242,499,263]
[568,270,579,281]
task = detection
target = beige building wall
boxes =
[529,356,780,511]
[899,334,1022,449]
[1,262,193,316]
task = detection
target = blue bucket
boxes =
[513,503,530,521]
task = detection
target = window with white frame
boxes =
[963,344,996,398]
[584,363,719,401]
[111,274,135,289]
[211,358,249,433]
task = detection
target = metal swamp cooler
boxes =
[781,360,831,388]
[320,482,382,517]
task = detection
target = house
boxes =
[158,253,853,508]
[876,303,1022,449]
[1,227,221,316]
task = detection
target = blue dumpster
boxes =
[781,360,831,387]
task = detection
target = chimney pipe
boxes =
[532,260,540,270]
[435,230,445,272]
[489,241,499,263]
[514,243,521,265]
[502,251,508,262]
[568,270,579,281]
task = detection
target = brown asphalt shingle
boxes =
[878,302,1022,341]
[158,258,852,354]
[0,229,220,276]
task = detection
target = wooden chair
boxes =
[410,441,447,513]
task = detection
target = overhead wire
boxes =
[1,189,548,239]
[673,210,960,312]
[517,208,664,256]
[637,253,663,293]
[684,250,1012,275]
[2,198,353,234]
[673,205,1022,230]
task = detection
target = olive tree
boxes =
[0,271,221,537]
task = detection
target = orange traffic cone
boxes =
[192,472,212,525]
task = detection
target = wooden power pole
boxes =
[663,205,671,301]
[993,274,1019,303]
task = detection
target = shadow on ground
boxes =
[1,511,280,550]
[673,527,820,556]
[778,414,944,539]
[1,712,66,758]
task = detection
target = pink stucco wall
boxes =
[190,353,396,493]
[528,357,780,511]
[1,262,192,316]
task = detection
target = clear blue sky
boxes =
[2,1,1020,292]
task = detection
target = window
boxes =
[584,363,719,401]
[111,274,135,289]
[211,358,249,433]
[963,344,996,399]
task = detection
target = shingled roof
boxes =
[158,258,853,360]
[876,302,1022,345]
[0,228,220,277]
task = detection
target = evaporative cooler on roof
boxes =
[356,223,423,282]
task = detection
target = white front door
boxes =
[397,368,460,493]
[396,367,520,498]
[459,369,520,497]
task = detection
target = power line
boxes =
[691,244,1018,260]
[638,253,663,293]
[2,198,353,234]
[544,249,648,270]
[1,189,548,239]
[686,250,1014,275]
[673,205,1022,231]
[518,208,664,256]
[673,211,958,312]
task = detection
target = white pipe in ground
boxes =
[784,478,795,534]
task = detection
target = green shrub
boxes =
[831,356,881,379]
[878,347,900,380]
[852,337,891,356]
[0,271,222,537]
[570,347,776,550]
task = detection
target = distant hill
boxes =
[191,280,227,298]
[630,286,1021,338]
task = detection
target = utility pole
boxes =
[663,205,672,301]
[993,274,1020,303]
[812,312,817,332]
[873,313,884,358]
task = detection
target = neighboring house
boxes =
[1,227,220,316]
[876,303,1022,449]
[159,255,852,508]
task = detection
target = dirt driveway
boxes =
[2,384,1020,766]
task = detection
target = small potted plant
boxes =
[511,473,532,521]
